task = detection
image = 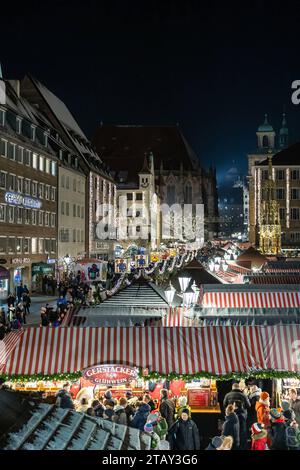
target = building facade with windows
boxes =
[20,74,117,262]
[0,77,58,295]
[92,125,218,248]
[249,143,300,249]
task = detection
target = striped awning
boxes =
[202,291,300,309]
[161,308,197,327]
[2,326,266,377]
[0,330,24,373]
[261,325,300,373]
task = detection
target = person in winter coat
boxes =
[131,401,151,431]
[143,393,156,412]
[286,419,300,450]
[268,408,287,450]
[91,399,105,418]
[103,399,116,421]
[247,384,262,429]
[146,411,168,440]
[223,383,250,450]
[222,404,240,450]
[289,388,300,426]
[206,435,225,450]
[124,392,136,422]
[281,400,296,425]
[113,400,128,426]
[159,389,175,429]
[251,422,268,450]
[168,410,200,451]
[56,384,75,410]
[7,293,15,308]
[255,391,271,429]
[144,422,160,449]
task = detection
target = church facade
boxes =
[92,125,218,250]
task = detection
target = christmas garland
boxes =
[2,369,300,383]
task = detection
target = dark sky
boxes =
[1,0,300,181]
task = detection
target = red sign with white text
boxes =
[83,364,138,385]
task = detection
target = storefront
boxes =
[31,261,56,293]
[0,266,9,304]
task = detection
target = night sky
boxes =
[1,0,300,182]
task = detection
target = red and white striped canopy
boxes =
[161,308,197,327]
[2,326,266,377]
[262,325,300,373]
[202,291,300,309]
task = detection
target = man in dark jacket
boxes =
[269,408,287,450]
[168,410,200,450]
[131,402,151,431]
[159,389,175,429]
[56,384,75,410]
[222,405,240,449]
[223,382,251,449]
[289,388,300,426]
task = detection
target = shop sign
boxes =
[47,258,56,264]
[83,364,138,385]
[12,257,31,265]
[5,191,42,209]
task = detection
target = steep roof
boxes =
[92,124,201,186]
[170,259,221,290]
[257,142,300,166]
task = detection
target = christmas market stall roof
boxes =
[0,403,151,450]
[1,325,300,380]
[235,247,268,270]
[169,259,221,292]
[67,279,174,327]
[263,261,300,273]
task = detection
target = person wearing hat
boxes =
[223,382,251,450]
[281,400,296,425]
[222,404,240,450]
[143,422,160,449]
[205,435,225,450]
[176,395,192,419]
[268,408,287,450]
[147,411,168,440]
[168,409,200,451]
[255,391,271,429]
[251,423,268,450]
[103,399,116,421]
[124,392,136,422]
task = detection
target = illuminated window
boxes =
[39,155,44,171]
[32,153,38,169]
[31,238,37,254]
[0,205,6,222]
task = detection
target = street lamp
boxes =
[214,261,220,272]
[178,271,191,293]
[208,260,215,272]
[191,281,200,304]
[164,282,176,305]
[183,285,195,308]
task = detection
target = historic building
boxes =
[0,74,58,296]
[20,75,117,261]
[92,124,218,249]
[248,114,291,246]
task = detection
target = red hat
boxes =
[260,391,269,401]
[251,423,264,435]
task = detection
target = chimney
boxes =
[8,79,20,98]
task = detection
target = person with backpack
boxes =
[223,382,251,449]
[168,409,200,451]
[268,408,287,450]
[251,422,268,450]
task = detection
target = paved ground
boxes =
[24,295,57,326]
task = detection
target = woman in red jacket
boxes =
[251,423,268,450]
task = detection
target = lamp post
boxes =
[164,282,176,305]
[178,271,191,293]
[182,285,195,308]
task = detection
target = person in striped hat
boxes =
[251,423,268,450]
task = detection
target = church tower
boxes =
[279,113,289,148]
[256,114,275,149]
[259,154,281,254]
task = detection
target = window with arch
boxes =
[262,135,269,147]
[184,184,193,204]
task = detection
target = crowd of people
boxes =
[0,283,31,339]
[50,381,300,451]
